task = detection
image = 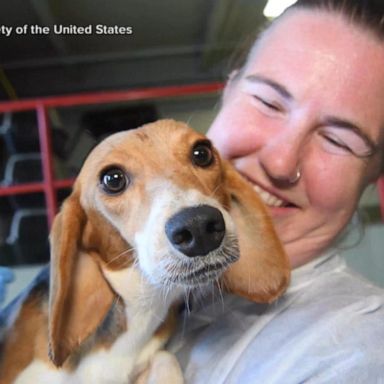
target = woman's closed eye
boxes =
[253,94,283,113]
[321,132,354,154]
[319,127,375,158]
[242,79,289,116]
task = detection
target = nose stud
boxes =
[289,169,301,183]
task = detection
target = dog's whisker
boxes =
[215,277,226,311]
[189,166,212,195]
[210,181,225,200]
[106,247,135,266]
[183,288,191,315]
[186,114,194,126]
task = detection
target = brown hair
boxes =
[229,0,384,75]
[292,0,384,35]
[290,0,384,39]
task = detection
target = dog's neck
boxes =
[60,266,183,383]
[103,266,182,349]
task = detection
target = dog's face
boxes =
[77,120,237,287]
[48,119,290,367]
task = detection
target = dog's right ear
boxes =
[48,192,115,367]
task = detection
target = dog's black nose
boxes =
[165,205,226,257]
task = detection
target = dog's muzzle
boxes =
[165,205,225,257]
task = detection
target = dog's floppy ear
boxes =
[221,162,290,303]
[48,192,115,367]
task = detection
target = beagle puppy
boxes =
[0,120,290,384]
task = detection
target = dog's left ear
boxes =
[221,162,290,303]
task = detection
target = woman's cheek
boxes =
[305,159,362,213]
[208,110,250,157]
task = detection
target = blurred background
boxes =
[0,0,270,99]
[0,0,382,306]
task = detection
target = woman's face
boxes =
[208,10,384,267]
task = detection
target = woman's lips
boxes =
[253,184,286,207]
[238,171,299,208]
[242,177,297,208]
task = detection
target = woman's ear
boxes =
[221,162,291,303]
[48,192,115,367]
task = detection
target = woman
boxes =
[169,1,384,382]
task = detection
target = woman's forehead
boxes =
[242,9,384,144]
[249,9,384,67]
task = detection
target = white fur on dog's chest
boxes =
[74,266,181,383]
[15,267,180,384]
[104,266,181,344]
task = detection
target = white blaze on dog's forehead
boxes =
[145,179,225,209]
[141,178,236,239]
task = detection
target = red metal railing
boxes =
[0,82,224,227]
[0,81,383,225]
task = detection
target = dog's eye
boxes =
[191,141,214,167]
[100,167,128,194]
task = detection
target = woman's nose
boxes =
[258,132,305,184]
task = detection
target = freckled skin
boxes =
[208,10,384,267]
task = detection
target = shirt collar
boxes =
[287,248,344,293]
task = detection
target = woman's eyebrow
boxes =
[244,74,379,155]
[244,74,293,100]
[324,116,379,155]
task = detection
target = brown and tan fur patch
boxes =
[0,119,290,384]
